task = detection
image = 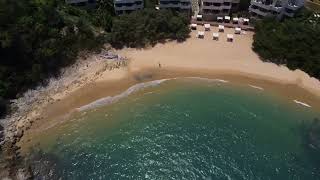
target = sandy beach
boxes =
[6,26,320,151]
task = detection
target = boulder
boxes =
[15,129,23,139]
[16,168,33,180]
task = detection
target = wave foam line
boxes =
[76,79,168,111]
[248,84,264,90]
[76,77,232,112]
[185,77,229,83]
[293,100,311,108]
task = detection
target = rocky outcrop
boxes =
[0,140,33,180]
[0,124,4,147]
[0,50,129,179]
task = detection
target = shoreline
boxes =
[19,67,320,150]
[2,27,320,176]
[18,27,320,149]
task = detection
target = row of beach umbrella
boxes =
[196,15,250,25]
[191,24,242,34]
[196,31,234,42]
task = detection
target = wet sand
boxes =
[18,27,320,151]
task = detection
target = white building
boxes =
[249,0,304,18]
[159,0,192,13]
[201,0,240,20]
[114,0,144,14]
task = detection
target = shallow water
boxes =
[28,79,320,179]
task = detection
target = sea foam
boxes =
[293,100,311,108]
[248,84,264,90]
[76,79,168,111]
[186,77,229,83]
[76,77,230,111]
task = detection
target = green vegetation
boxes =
[144,0,157,9]
[109,9,190,48]
[0,0,105,116]
[253,9,320,79]
[0,0,190,116]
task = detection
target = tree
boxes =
[0,0,104,116]
[253,9,320,79]
[109,9,190,48]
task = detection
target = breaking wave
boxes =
[76,79,169,111]
[76,77,230,111]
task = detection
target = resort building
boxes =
[200,0,240,20]
[159,0,192,13]
[248,0,304,18]
[65,0,97,7]
[114,0,144,14]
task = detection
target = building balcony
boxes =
[286,4,300,10]
[180,4,192,9]
[160,0,179,2]
[202,9,226,14]
[283,6,296,17]
[160,0,186,2]
[159,3,182,8]
[114,0,139,3]
[249,6,269,16]
[159,0,180,3]
[202,5,223,10]
[270,6,282,12]
[202,0,225,3]
[222,5,232,9]
[250,0,272,10]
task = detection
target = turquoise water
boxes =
[29,79,320,179]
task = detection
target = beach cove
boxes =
[15,26,320,148]
[2,27,320,178]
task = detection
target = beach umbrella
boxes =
[224,16,230,23]
[191,24,197,30]
[227,34,234,42]
[197,31,205,38]
[235,27,241,34]
[218,25,224,32]
[243,18,249,25]
[204,24,211,31]
[212,33,219,40]
[232,17,239,24]
[197,15,203,21]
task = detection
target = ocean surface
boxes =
[27,78,320,179]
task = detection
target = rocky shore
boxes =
[0,48,128,179]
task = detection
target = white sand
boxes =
[118,27,320,96]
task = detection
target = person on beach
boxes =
[158,62,161,68]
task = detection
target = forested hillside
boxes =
[253,10,320,79]
[0,0,105,115]
[0,0,190,116]
[110,9,190,48]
